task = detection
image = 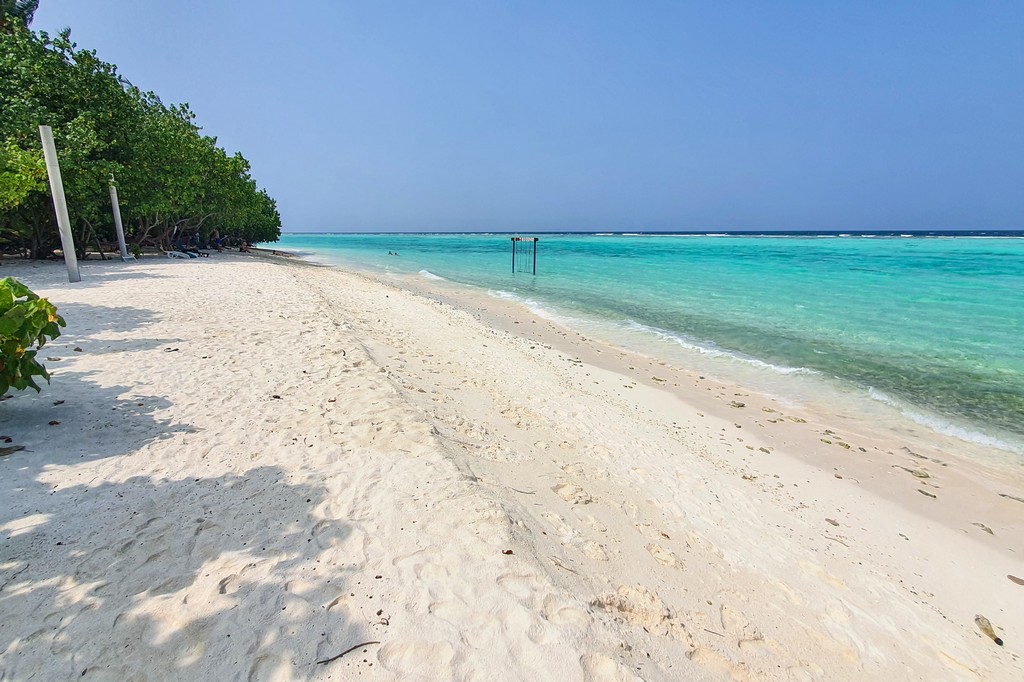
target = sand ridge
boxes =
[1,255,1022,680]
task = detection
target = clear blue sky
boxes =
[33,1,1024,232]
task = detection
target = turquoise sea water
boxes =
[276,233,1024,454]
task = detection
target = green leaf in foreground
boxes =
[0,276,65,394]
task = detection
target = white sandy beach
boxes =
[1,253,1022,681]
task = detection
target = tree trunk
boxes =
[29,213,42,260]
[77,220,93,260]
[134,216,160,247]
[93,233,108,260]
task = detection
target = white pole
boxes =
[108,173,134,261]
[38,125,81,282]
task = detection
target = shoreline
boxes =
[283,241,1024,464]
[292,247,1024,461]
[293,251,1024,538]
[1,254,1022,679]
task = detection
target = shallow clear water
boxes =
[277,232,1024,452]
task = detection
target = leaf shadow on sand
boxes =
[50,300,160,337]
[0,464,372,680]
[0,298,190,478]
[0,295,375,679]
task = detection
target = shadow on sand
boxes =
[0,296,371,679]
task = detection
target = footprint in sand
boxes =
[378,638,454,675]
[687,646,752,681]
[581,541,609,561]
[768,579,803,606]
[311,519,353,550]
[541,594,591,628]
[717,602,773,654]
[284,578,317,596]
[645,543,682,568]
[497,572,550,601]
[218,574,240,595]
[573,511,607,533]
[580,653,644,681]
[719,603,749,632]
[149,575,192,596]
[248,655,278,681]
[590,584,689,642]
[325,593,351,612]
[561,461,610,480]
[798,559,848,590]
[540,511,574,538]
[478,443,531,463]
[429,600,503,647]
[500,405,545,429]
[553,482,595,505]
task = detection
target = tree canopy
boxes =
[0,6,280,258]
[0,1,38,32]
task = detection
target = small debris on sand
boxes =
[895,465,930,479]
[974,615,1003,646]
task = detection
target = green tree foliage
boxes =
[0,1,38,32]
[0,12,281,258]
[0,276,64,394]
